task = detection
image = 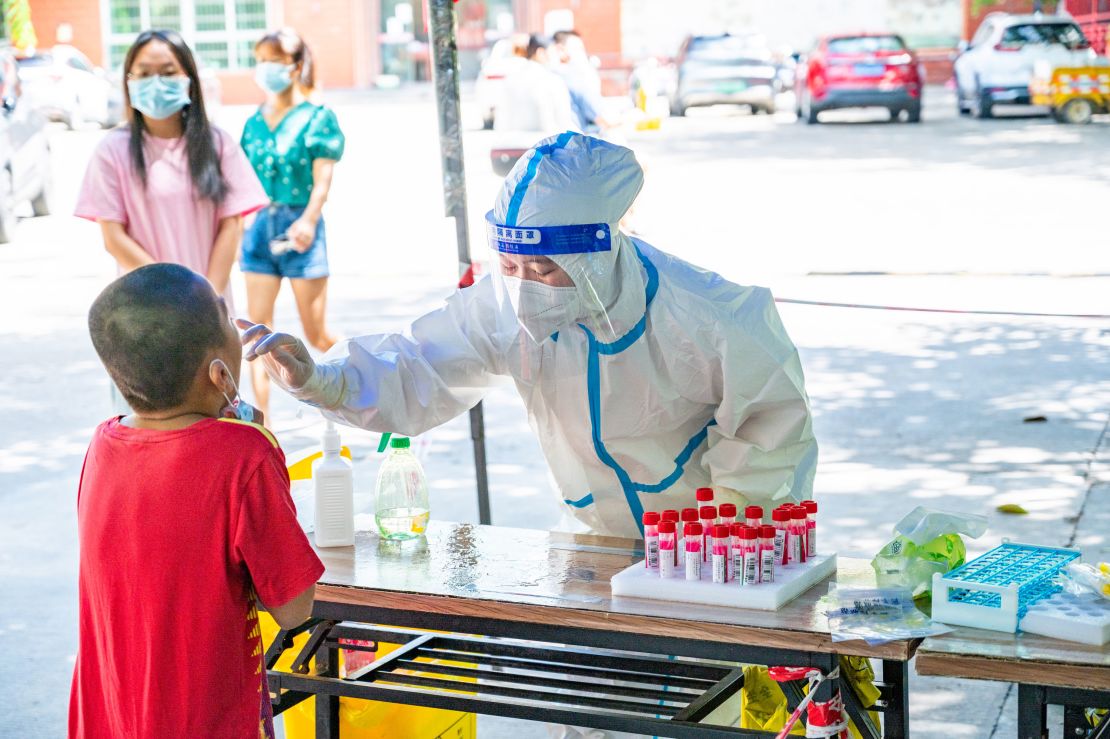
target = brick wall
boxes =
[28,0,105,65]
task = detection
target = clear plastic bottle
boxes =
[374,437,430,540]
[314,421,354,547]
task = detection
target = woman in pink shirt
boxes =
[75,30,267,307]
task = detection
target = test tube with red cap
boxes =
[699,506,717,561]
[658,520,677,579]
[679,508,699,558]
[789,506,808,564]
[745,505,764,528]
[802,500,818,557]
[684,522,703,581]
[741,526,760,585]
[695,487,714,505]
[642,512,660,570]
[711,524,731,583]
[718,503,737,526]
[661,510,680,566]
[730,523,745,583]
[759,525,776,583]
[772,507,790,566]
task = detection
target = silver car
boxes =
[16,45,123,130]
[670,33,778,116]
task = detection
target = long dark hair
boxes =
[122,29,227,204]
[255,28,315,90]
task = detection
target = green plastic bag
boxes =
[871,507,987,598]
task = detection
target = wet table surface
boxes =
[916,627,1110,691]
[312,521,919,661]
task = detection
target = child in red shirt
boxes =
[70,263,324,739]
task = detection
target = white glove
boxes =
[237,319,345,408]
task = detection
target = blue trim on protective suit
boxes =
[504,131,576,227]
[578,247,716,536]
[563,493,595,508]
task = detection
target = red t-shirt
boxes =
[69,417,324,739]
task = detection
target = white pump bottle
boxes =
[313,420,354,547]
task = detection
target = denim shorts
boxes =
[241,204,330,280]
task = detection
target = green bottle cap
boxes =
[390,437,411,449]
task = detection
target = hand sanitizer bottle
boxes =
[313,420,354,547]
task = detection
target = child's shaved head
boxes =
[89,264,228,412]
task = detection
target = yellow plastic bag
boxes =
[740,657,880,738]
[260,613,476,739]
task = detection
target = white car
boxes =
[474,38,519,130]
[954,13,1095,118]
[16,45,123,130]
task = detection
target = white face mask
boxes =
[212,359,254,423]
[503,276,581,342]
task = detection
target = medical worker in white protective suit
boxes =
[240,132,817,542]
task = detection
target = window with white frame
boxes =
[103,0,270,71]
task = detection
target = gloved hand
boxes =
[237,319,315,391]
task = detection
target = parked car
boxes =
[954,14,1095,119]
[795,34,923,123]
[669,33,778,116]
[0,48,53,242]
[15,44,123,130]
[474,38,520,130]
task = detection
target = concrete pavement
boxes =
[1,84,1106,737]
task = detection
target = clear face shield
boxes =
[486,211,622,344]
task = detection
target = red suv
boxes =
[795,34,923,123]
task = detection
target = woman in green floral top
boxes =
[240,28,344,419]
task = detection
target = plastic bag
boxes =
[871,507,987,597]
[740,658,880,738]
[1058,562,1110,600]
[825,586,951,646]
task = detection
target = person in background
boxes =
[239,28,345,421]
[74,29,267,307]
[495,34,579,136]
[551,30,614,133]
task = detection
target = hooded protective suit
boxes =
[294,133,817,539]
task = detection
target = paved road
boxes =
[1,85,1106,737]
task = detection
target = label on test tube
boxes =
[803,500,818,557]
[684,523,703,581]
[643,512,660,570]
[773,508,789,566]
[760,525,776,583]
[791,506,808,563]
[711,525,730,584]
[730,523,744,583]
[742,527,760,585]
[658,520,677,579]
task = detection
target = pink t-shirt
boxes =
[75,126,267,304]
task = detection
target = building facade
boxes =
[27,0,620,103]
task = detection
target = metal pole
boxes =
[428,0,492,525]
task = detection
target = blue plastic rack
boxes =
[931,542,1080,633]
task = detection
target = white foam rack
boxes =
[1020,591,1110,646]
[610,553,837,611]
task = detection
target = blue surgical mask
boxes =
[127,75,191,120]
[255,62,294,95]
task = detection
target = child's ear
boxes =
[208,358,230,393]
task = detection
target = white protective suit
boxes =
[298,133,817,539]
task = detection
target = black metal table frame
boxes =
[265,600,911,738]
[1017,683,1110,739]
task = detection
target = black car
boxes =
[0,47,53,243]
